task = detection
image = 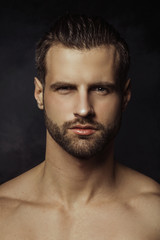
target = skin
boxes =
[0,45,160,240]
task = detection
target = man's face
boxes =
[36,45,129,159]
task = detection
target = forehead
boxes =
[45,44,118,83]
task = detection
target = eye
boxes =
[96,87,106,92]
[56,86,75,94]
[91,86,110,95]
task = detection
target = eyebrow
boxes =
[50,82,76,90]
[50,81,119,91]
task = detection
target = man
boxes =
[0,14,159,239]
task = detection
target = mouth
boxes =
[69,125,97,136]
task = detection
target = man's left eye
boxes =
[96,87,106,91]
[93,87,109,94]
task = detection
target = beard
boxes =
[44,109,121,160]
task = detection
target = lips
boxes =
[69,125,97,136]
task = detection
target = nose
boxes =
[74,90,95,118]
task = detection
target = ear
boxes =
[122,78,131,111]
[34,77,44,110]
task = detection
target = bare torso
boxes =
[0,162,160,240]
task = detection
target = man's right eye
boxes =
[56,86,75,94]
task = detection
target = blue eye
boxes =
[96,87,106,92]
[92,86,109,95]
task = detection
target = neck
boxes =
[40,132,117,208]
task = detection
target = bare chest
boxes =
[0,204,155,240]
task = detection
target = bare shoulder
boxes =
[119,164,160,231]
[132,174,160,235]
[120,163,160,202]
[0,162,44,213]
[118,163,160,193]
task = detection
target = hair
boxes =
[35,14,130,90]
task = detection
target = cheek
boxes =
[95,95,122,124]
[44,93,74,124]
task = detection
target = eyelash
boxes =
[92,87,109,94]
[56,86,75,92]
[55,86,110,95]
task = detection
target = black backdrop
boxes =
[0,0,160,184]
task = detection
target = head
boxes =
[34,14,131,160]
[35,14,130,90]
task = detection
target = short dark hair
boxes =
[35,14,130,89]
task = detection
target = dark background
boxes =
[0,0,159,184]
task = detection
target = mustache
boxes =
[62,118,105,131]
